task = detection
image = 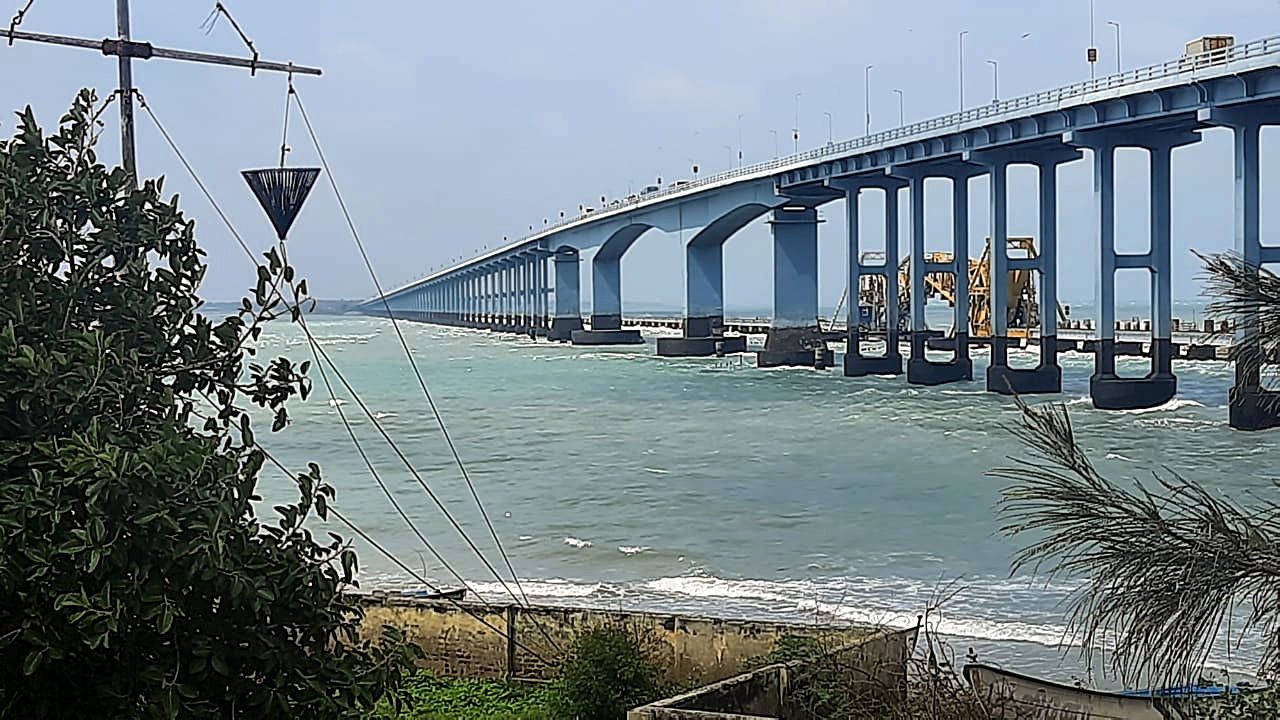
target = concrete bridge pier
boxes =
[534,251,550,336]
[758,205,831,368]
[969,147,1081,394]
[657,222,748,357]
[573,231,645,345]
[1200,107,1280,430]
[548,247,583,342]
[1067,129,1196,409]
[518,253,533,335]
[831,176,906,376]
[892,164,982,385]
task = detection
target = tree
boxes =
[991,252,1280,690]
[0,90,416,718]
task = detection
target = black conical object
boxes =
[242,167,321,240]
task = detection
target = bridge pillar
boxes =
[658,239,749,357]
[549,248,584,342]
[1065,129,1197,409]
[831,177,906,376]
[517,256,531,335]
[965,147,1080,395]
[757,206,830,367]
[1197,108,1280,429]
[573,250,644,345]
[535,253,549,336]
[888,165,982,385]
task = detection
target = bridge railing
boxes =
[379,35,1280,301]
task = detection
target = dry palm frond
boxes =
[991,395,1280,688]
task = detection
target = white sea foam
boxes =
[327,398,347,407]
[796,599,1072,648]
[469,578,604,598]
[1104,452,1134,461]
[644,467,669,475]
[618,546,651,555]
[374,411,397,419]
[1119,398,1204,415]
[563,537,592,548]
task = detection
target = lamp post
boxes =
[1107,20,1121,73]
[823,111,832,144]
[770,129,779,158]
[793,92,802,153]
[959,30,968,110]
[1089,0,1097,79]
[723,144,734,171]
[987,59,999,103]
[892,89,904,127]
[737,112,745,166]
[864,64,874,135]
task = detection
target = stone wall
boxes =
[627,626,918,720]
[356,594,879,685]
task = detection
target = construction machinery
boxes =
[850,237,1068,339]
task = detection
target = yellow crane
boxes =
[853,237,1068,339]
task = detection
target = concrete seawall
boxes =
[354,594,881,686]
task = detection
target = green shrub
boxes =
[549,624,668,720]
[0,90,416,719]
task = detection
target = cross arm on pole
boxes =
[5,28,322,75]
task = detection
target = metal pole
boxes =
[893,89,904,126]
[116,0,136,180]
[737,113,744,167]
[1089,0,1096,79]
[823,111,832,144]
[959,30,968,111]
[864,65,873,135]
[1108,21,1121,73]
[723,144,733,171]
[793,92,802,153]
[770,129,779,158]
[987,59,999,103]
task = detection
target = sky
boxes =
[4,0,1279,312]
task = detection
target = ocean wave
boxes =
[618,546,651,555]
[1118,398,1204,415]
[563,537,592,548]
[796,598,1071,648]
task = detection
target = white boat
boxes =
[964,663,1243,720]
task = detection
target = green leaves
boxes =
[0,91,414,719]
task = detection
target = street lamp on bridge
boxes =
[737,113,745,167]
[959,30,968,110]
[864,65,874,135]
[770,129,779,159]
[893,89,904,127]
[823,111,833,145]
[1107,21,1122,73]
[793,92,802,153]
[987,59,999,103]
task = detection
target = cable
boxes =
[252,444,552,667]
[139,87,561,654]
[137,93,515,609]
[6,0,33,46]
[290,86,538,616]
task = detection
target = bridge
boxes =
[362,35,1280,432]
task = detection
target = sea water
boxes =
[243,313,1278,689]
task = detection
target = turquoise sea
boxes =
[239,308,1278,690]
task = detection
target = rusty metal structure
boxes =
[856,237,1067,339]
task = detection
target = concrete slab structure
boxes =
[367,37,1280,430]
